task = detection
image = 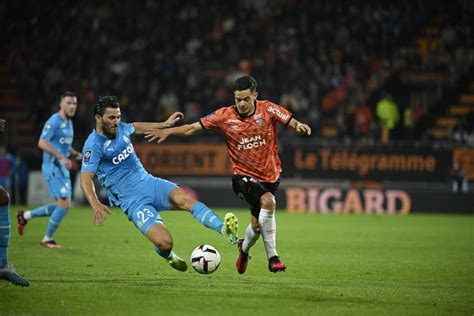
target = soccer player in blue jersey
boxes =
[80,95,238,272]
[17,92,82,249]
[0,118,30,286]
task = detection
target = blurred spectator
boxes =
[353,103,374,140]
[376,93,399,143]
[449,162,469,192]
[13,156,29,205]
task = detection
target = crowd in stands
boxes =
[4,0,474,146]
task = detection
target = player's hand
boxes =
[296,122,311,136]
[164,112,184,128]
[60,157,73,169]
[0,119,5,133]
[92,202,111,226]
[144,129,169,143]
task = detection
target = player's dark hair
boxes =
[95,95,120,116]
[233,76,257,92]
[60,91,76,101]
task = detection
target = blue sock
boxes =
[155,246,173,260]
[0,204,10,268]
[45,207,68,239]
[191,202,223,234]
[29,204,56,218]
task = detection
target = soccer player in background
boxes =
[0,118,30,286]
[80,95,238,272]
[145,76,311,274]
[17,92,82,249]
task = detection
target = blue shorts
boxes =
[42,163,71,200]
[120,176,178,235]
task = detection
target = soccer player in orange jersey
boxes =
[145,76,311,274]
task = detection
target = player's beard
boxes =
[100,121,117,139]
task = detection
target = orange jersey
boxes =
[200,100,292,183]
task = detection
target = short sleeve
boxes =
[200,109,224,130]
[265,101,292,126]
[122,122,135,136]
[40,117,59,141]
[81,142,102,173]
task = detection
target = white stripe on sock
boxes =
[200,210,212,224]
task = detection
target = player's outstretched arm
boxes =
[288,118,311,136]
[80,171,111,226]
[133,111,184,134]
[144,122,203,143]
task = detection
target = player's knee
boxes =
[171,188,196,211]
[0,187,9,205]
[260,193,276,211]
[251,222,261,233]
[56,198,70,209]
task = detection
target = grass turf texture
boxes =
[1,206,473,315]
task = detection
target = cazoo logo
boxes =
[59,137,73,144]
[112,145,134,165]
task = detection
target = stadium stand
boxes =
[1,1,473,159]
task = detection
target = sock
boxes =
[44,207,68,239]
[242,223,260,254]
[0,204,10,268]
[24,204,56,220]
[155,246,173,260]
[258,209,278,259]
[191,202,223,234]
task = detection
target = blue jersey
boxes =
[81,122,153,207]
[40,113,74,166]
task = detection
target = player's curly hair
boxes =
[94,95,120,116]
[233,76,257,92]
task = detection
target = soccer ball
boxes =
[190,244,221,274]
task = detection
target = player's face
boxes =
[60,96,78,119]
[234,89,257,117]
[97,107,121,138]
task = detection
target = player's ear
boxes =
[94,114,101,122]
[254,92,258,99]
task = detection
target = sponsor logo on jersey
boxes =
[255,118,265,127]
[112,144,134,165]
[267,106,289,121]
[227,119,240,123]
[103,140,112,148]
[60,123,67,129]
[59,137,73,144]
[237,135,266,150]
[83,150,92,163]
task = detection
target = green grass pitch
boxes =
[1,206,473,315]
